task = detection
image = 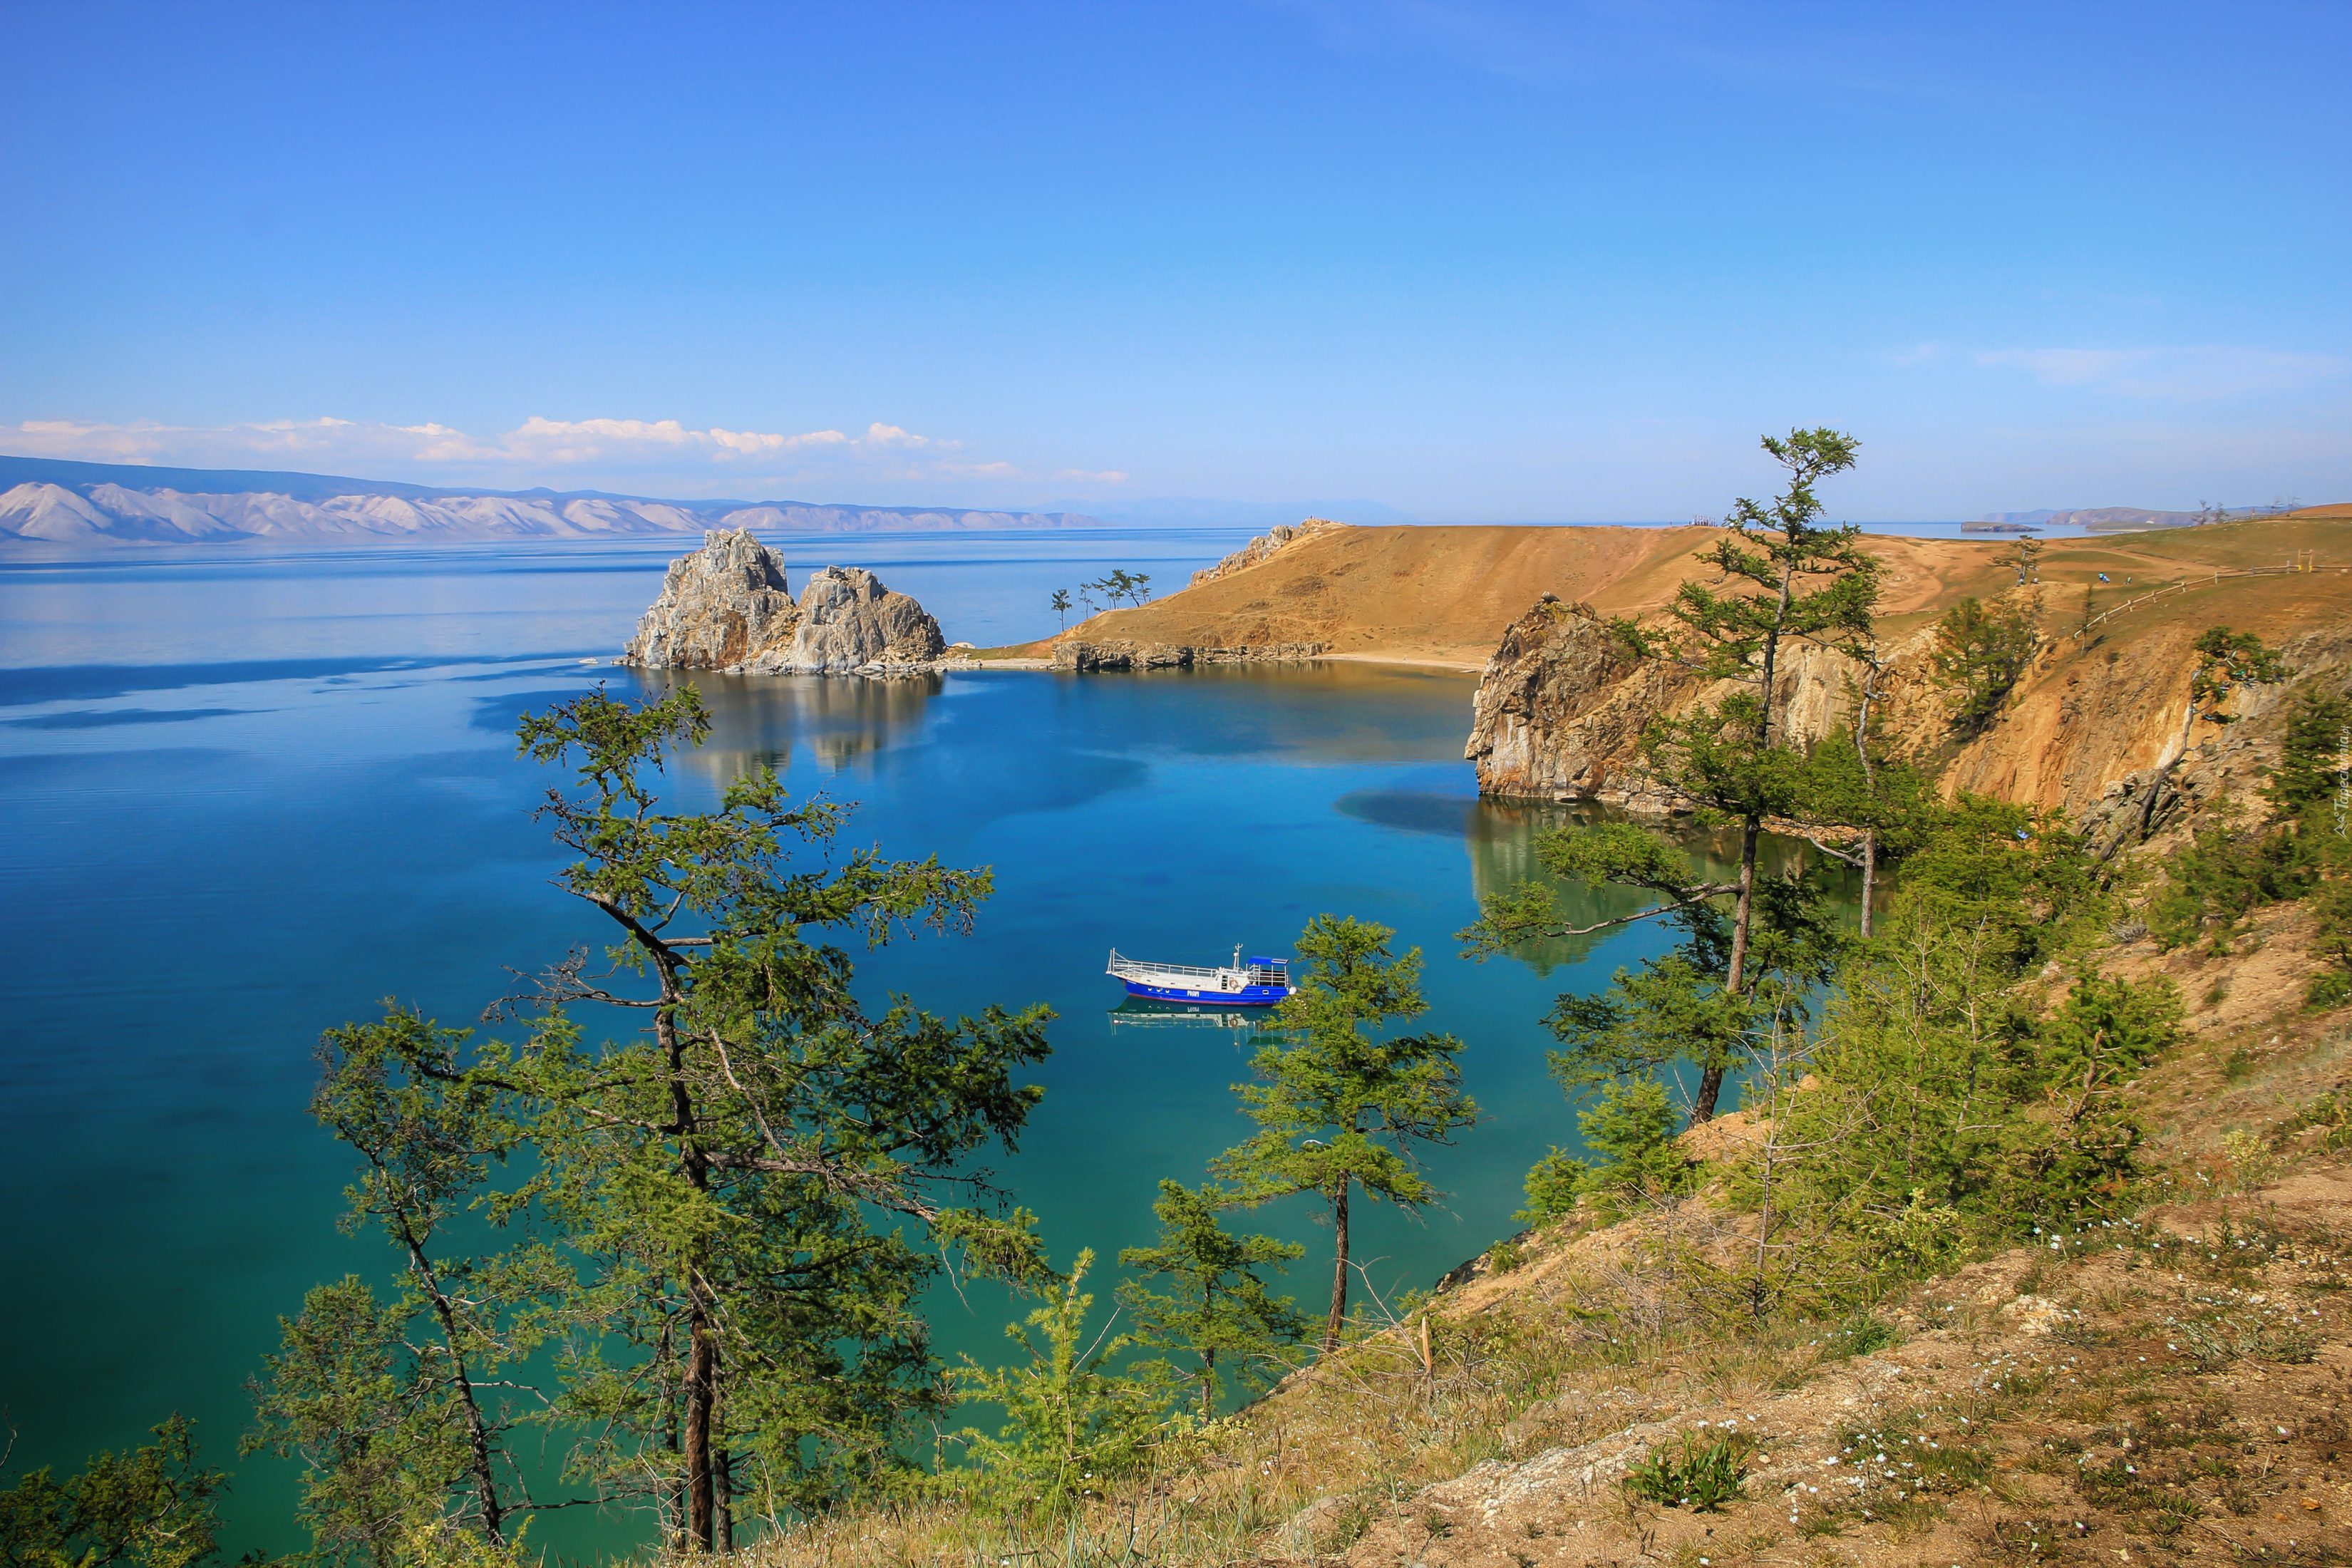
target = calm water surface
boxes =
[0,532,1786,1559]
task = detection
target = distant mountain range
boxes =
[0,455,1108,548]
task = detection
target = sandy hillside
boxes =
[1039,516,2352,670]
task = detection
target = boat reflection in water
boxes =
[1107,996,1294,1043]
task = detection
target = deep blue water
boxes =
[0,531,1740,1560]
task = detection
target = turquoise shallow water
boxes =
[0,533,1795,1560]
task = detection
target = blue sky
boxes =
[2,0,2346,518]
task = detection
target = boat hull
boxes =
[1120,979,1290,1007]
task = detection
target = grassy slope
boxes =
[1032,517,2352,670]
[699,902,2352,1568]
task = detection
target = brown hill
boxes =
[1041,516,2352,671]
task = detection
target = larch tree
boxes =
[1213,917,1477,1352]
[262,688,1057,1560]
[1115,1180,1305,1416]
[1648,427,1877,1013]
[497,688,1056,1552]
[1459,429,1879,1123]
[246,1008,572,1557]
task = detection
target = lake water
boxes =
[0,530,1783,1559]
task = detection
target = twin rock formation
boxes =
[621,530,950,676]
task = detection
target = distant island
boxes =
[0,453,1105,548]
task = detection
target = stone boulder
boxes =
[623,528,797,669]
[619,530,950,676]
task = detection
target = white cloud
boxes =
[4,416,1130,496]
[1966,345,2348,400]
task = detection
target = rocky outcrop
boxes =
[1187,517,1350,587]
[1049,639,1328,672]
[624,530,799,669]
[773,566,947,674]
[620,530,951,676]
[1463,596,1884,808]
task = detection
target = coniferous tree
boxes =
[951,1252,1173,1516]
[247,1009,569,1557]
[1214,917,1477,1351]
[1930,595,2040,737]
[1115,1181,1305,1415]
[1461,430,1879,1122]
[0,1417,228,1568]
[264,688,1056,1558]
[1651,428,1877,1004]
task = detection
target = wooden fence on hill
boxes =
[2068,559,2348,639]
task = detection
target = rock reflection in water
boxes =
[1466,800,1834,976]
[631,667,943,781]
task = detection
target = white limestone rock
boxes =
[750,565,947,674]
[619,530,949,676]
[621,529,798,670]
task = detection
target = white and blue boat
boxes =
[1106,944,1294,1007]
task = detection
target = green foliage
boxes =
[1892,793,2103,972]
[2266,684,2352,811]
[1518,1077,1695,1223]
[245,1008,563,1556]
[1930,594,2039,736]
[2186,626,2291,731]
[2147,822,2319,952]
[1213,915,1478,1348]
[1667,429,1878,701]
[1078,569,1152,609]
[1455,819,1737,961]
[1623,1431,1753,1512]
[1517,1147,1585,1226]
[0,1416,228,1568]
[1542,865,1842,1133]
[1048,587,1073,631]
[2314,877,2352,977]
[267,689,1058,1554]
[1115,1182,1305,1416]
[1753,884,2180,1302]
[951,1252,1174,1516]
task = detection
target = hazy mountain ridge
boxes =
[0,455,1104,547]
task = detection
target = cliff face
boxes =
[1463,597,1866,810]
[1465,549,2352,842]
[620,530,949,676]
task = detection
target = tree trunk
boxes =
[654,943,717,1556]
[684,1286,716,1552]
[1698,811,1761,1126]
[1200,1347,1217,1419]
[1859,829,1877,941]
[1692,1063,1726,1123]
[716,1448,733,1554]
[1322,1180,1351,1353]
[395,1219,505,1544]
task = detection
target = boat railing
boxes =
[1107,949,1290,984]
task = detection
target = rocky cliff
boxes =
[620,530,950,676]
[1464,597,1867,810]
[1187,517,1350,587]
[1463,522,2352,850]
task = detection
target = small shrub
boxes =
[1487,1240,1527,1274]
[2309,971,2352,1012]
[2150,822,2319,952]
[1623,1431,1753,1512]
